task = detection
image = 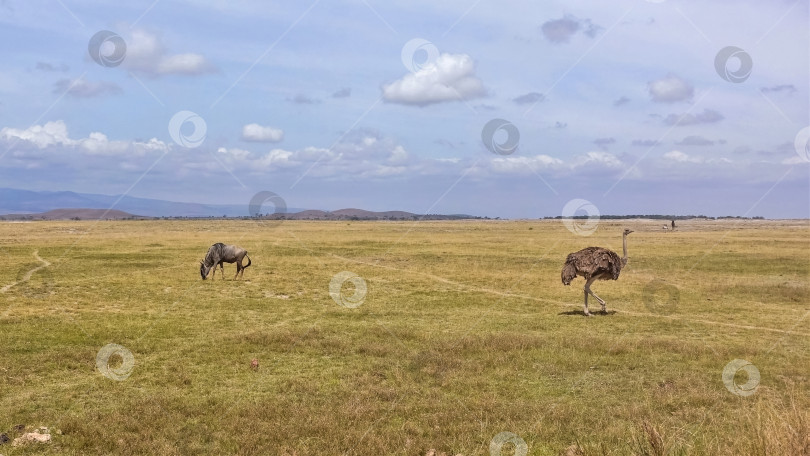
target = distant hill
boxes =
[269,208,479,220]
[0,206,481,221]
[0,188,482,220]
[1,208,147,220]
[0,188,306,218]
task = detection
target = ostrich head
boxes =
[623,229,634,236]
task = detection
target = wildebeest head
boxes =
[199,260,209,280]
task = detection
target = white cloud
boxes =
[0,120,168,156]
[137,138,171,153]
[79,133,169,156]
[675,135,717,146]
[662,150,730,165]
[541,15,601,44]
[489,154,563,175]
[632,139,660,147]
[366,165,407,177]
[593,138,616,149]
[288,94,320,104]
[80,132,125,154]
[1,120,73,148]
[53,77,122,98]
[216,130,414,178]
[123,28,216,77]
[217,147,250,159]
[484,151,634,179]
[388,145,408,165]
[35,62,69,72]
[241,124,284,143]
[663,109,724,126]
[251,147,318,171]
[781,156,808,165]
[571,151,624,169]
[382,53,486,106]
[512,92,544,105]
[663,150,701,163]
[648,74,693,103]
[155,54,212,75]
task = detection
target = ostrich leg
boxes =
[590,289,607,313]
[583,277,606,315]
[583,277,597,316]
[583,288,590,316]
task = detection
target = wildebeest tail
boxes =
[244,253,251,269]
[561,257,577,285]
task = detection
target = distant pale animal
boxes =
[200,243,251,280]
[561,229,633,316]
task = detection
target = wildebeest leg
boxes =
[234,261,241,280]
[218,262,225,280]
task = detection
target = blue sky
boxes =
[0,0,808,218]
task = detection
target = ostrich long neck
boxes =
[621,233,629,266]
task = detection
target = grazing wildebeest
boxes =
[200,243,251,280]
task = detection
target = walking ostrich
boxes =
[561,229,633,316]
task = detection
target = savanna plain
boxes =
[0,218,807,455]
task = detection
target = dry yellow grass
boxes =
[0,218,807,455]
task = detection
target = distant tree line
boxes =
[548,215,765,220]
